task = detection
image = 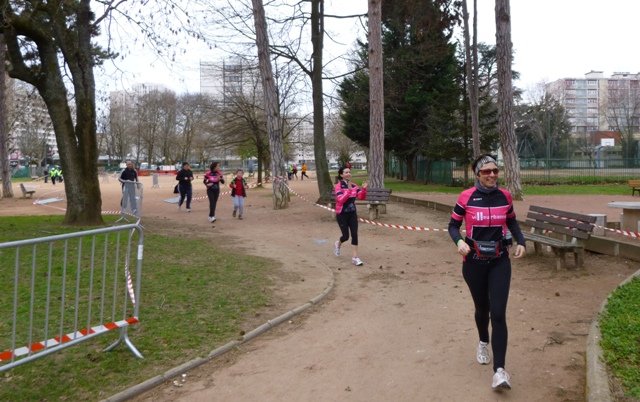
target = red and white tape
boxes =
[286,185,455,233]
[0,316,139,362]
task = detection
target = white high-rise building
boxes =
[200,58,258,105]
[6,79,57,164]
[547,71,640,137]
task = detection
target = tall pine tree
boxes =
[339,0,461,180]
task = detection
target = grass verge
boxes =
[350,175,631,196]
[0,215,277,401]
[599,277,640,399]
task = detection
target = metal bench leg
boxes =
[533,241,542,254]
[553,249,566,270]
[368,205,379,220]
[575,250,585,268]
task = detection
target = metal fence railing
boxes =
[388,156,640,185]
[0,223,144,372]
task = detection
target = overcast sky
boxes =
[98,0,640,99]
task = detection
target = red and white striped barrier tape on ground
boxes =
[286,183,640,241]
[286,184,456,233]
[540,212,640,242]
[0,316,139,362]
[600,226,639,239]
[192,182,263,201]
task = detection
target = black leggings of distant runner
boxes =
[336,211,359,246]
[207,186,220,217]
[462,255,511,372]
[178,183,192,209]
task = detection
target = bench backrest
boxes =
[329,188,392,202]
[20,183,33,192]
[526,205,596,240]
[364,188,392,202]
[629,179,640,187]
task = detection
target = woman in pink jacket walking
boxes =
[333,166,368,266]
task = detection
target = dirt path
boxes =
[3,175,637,401]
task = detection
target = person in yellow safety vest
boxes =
[49,166,63,185]
[49,166,58,185]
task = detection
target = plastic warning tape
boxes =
[192,182,262,201]
[600,226,639,239]
[541,212,640,242]
[0,316,139,362]
[286,184,456,233]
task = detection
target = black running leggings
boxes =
[462,255,511,372]
[336,211,359,246]
[207,186,220,217]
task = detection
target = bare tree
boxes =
[603,78,640,165]
[494,0,522,199]
[0,33,12,198]
[462,0,481,158]
[251,0,288,209]
[326,113,364,166]
[368,0,384,189]
[135,88,177,165]
[202,0,360,202]
[107,96,135,162]
[222,84,270,184]
[0,1,107,223]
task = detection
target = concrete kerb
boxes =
[102,266,335,402]
[586,268,640,402]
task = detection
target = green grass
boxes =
[599,277,640,399]
[349,175,631,196]
[0,215,276,401]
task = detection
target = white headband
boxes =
[474,155,497,175]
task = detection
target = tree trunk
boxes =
[310,0,333,202]
[0,33,12,198]
[252,0,335,203]
[368,0,385,189]
[251,0,288,209]
[405,155,416,181]
[462,0,481,158]
[495,0,522,199]
[2,0,103,224]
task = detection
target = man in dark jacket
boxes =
[119,160,139,214]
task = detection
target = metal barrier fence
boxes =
[0,223,144,372]
[389,155,640,184]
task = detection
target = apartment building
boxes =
[6,79,57,164]
[547,71,640,141]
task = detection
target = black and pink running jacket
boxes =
[448,185,526,249]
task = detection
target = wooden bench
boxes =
[629,179,640,196]
[523,205,596,270]
[20,183,36,198]
[329,188,392,220]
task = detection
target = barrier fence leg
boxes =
[104,327,144,359]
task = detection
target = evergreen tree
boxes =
[339,0,462,180]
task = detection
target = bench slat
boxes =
[528,205,597,224]
[526,220,592,240]
[526,211,594,232]
[523,232,581,250]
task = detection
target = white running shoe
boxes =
[352,257,364,266]
[492,368,511,390]
[211,216,216,222]
[477,341,491,365]
[334,241,341,256]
